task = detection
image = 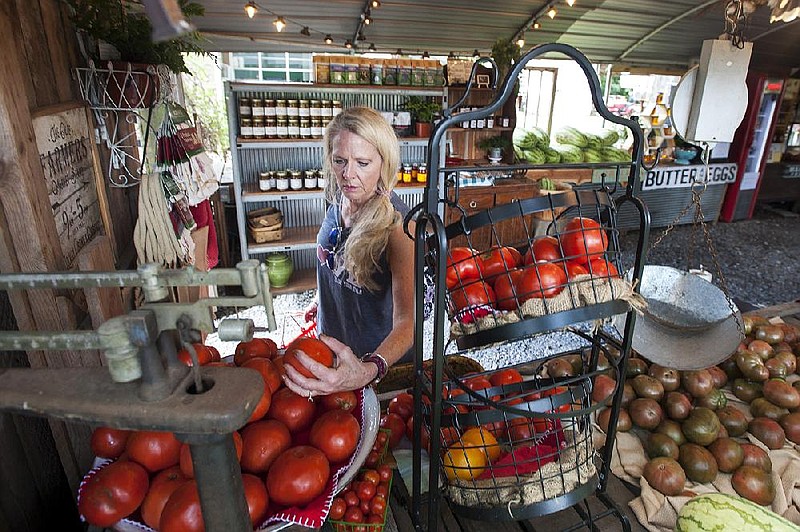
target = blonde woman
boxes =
[282,107,415,397]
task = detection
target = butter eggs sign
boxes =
[641,162,737,190]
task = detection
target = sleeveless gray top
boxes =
[315,192,411,361]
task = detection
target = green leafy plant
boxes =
[491,38,521,85]
[66,0,209,74]
[401,96,440,123]
[477,135,512,150]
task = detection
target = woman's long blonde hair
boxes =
[322,107,401,291]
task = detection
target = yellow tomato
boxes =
[442,443,486,481]
[460,427,501,462]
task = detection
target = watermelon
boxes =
[675,493,800,532]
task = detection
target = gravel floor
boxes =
[207,205,800,366]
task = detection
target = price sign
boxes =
[641,162,738,191]
[32,105,104,266]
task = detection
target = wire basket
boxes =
[75,61,160,111]
[435,184,644,351]
[421,332,625,520]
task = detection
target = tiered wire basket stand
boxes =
[406,43,651,531]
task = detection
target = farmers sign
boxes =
[641,162,737,190]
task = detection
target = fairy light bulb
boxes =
[371,0,380,7]
[566,0,575,6]
[324,34,333,44]
[244,1,258,18]
[345,39,353,49]
[547,7,557,18]
[274,16,286,32]
[516,38,525,47]
[532,20,541,29]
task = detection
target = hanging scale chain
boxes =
[724,0,748,49]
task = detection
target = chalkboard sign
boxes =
[32,104,104,266]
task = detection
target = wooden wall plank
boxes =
[77,235,125,328]
[39,0,74,103]
[15,0,59,108]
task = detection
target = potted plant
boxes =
[66,0,208,106]
[477,135,512,161]
[402,96,440,138]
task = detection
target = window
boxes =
[229,52,313,82]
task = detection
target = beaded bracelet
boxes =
[362,352,388,384]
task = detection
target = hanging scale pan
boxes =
[614,265,744,370]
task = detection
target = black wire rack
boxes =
[404,43,651,531]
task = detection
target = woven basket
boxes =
[249,221,283,243]
[248,206,283,227]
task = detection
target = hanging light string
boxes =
[512,0,577,45]
[350,0,379,50]
[241,1,345,45]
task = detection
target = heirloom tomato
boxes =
[523,236,562,265]
[78,460,149,527]
[309,409,361,463]
[518,262,567,300]
[90,426,130,460]
[240,419,292,474]
[445,247,483,289]
[140,466,188,530]
[320,390,358,412]
[560,217,607,264]
[234,337,278,365]
[159,481,203,532]
[492,268,524,311]
[126,430,182,473]
[266,446,330,507]
[481,246,521,281]
[177,343,215,366]
[268,387,317,433]
[449,280,495,312]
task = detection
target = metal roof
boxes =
[193,0,799,73]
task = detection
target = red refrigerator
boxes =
[720,74,784,222]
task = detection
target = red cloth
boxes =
[189,199,218,269]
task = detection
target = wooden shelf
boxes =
[242,183,424,202]
[236,136,431,148]
[447,127,513,133]
[247,225,319,253]
[269,268,317,296]
[229,81,442,96]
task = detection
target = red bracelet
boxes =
[362,352,388,384]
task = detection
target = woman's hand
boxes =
[303,301,318,323]
[281,334,376,397]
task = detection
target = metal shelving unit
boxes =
[225,81,444,294]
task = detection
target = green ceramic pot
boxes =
[266,252,293,288]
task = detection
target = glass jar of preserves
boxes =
[275,170,290,191]
[287,117,300,139]
[238,97,251,118]
[486,115,495,129]
[321,100,333,118]
[299,117,311,139]
[402,164,412,184]
[265,118,277,139]
[286,99,300,117]
[303,170,317,189]
[411,163,419,181]
[417,163,428,183]
[264,99,276,118]
[258,171,272,191]
[316,169,327,189]
[251,97,265,118]
[275,99,287,117]
[289,170,303,190]
[310,99,322,118]
[240,118,253,139]
[276,116,288,138]
[252,117,266,138]
[332,101,343,117]
[311,117,323,139]
[298,100,310,117]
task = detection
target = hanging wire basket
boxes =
[75,61,159,111]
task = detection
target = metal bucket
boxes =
[614,265,744,370]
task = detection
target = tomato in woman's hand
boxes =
[330,497,347,520]
[91,426,130,459]
[268,387,317,433]
[242,357,282,394]
[320,390,357,412]
[177,343,215,366]
[284,337,335,378]
[489,368,524,387]
[241,473,269,526]
[449,280,495,312]
[481,246,521,281]
[524,236,562,265]
[587,257,619,278]
[140,466,188,530]
[234,337,278,366]
[126,430,182,473]
[560,217,608,264]
[380,412,407,449]
[79,460,149,527]
[266,446,330,508]
[492,268,525,311]
[446,247,483,289]
[309,409,361,463]
[517,262,567,300]
[240,419,291,474]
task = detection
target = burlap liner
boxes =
[444,428,596,510]
[451,275,647,338]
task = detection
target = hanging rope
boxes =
[724,0,749,49]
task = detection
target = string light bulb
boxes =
[472,49,480,59]
[300,26,311,36]
[324,34,333,44]
[371,0,380,7]
[422,51,430,58]
[448,51,456,59]
[357,32,367,41]
[395,48,403,56]
[566,0,575,5]
[345,39,353,49]
[369,43,377,51]
[274,16,286,32]
[244,1,258,18]
[516,38,525,47]
[363,13,372,24]
[547,7,557,18]
[532,20,541,29]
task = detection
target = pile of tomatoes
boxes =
[81,336,367,531]
[327,464,393,531]
[446,216,618,315]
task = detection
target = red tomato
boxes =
[344,506,364,523]
[266,446,330,508]
[481,246,521,281]
[179,432,242,478]
[492,268,525,311]
[140,466,188,529]
[78,460,149,527]
[91,427,130,460]
[344,490,360,507]
[330,497,347,520]
[587,257,619,278]
[355,480,376,502]
[268,387,318,433]
[284,337,335,378]
[370,494,387,516]
[207,345,221,362]
[565,261,589,279]
[309,409,361,463]
[560,217,608,264]
[465,375,492,392]
[240,419,292,474]
[449,280,495,312]
[445,247,483,289]
[489,368,523,387]
[247,383,272,423]
[159,481,203,532]
[380,412,407,449]
[234,337,278,366]
[320,390,358,412]
[177,343,215,366]
[241,473,269,526]
[242,357,282,394]
[518,262,567,300]
[377,464,392,482]
[524,236,562,265]
[388,392,414,421]
[361,469,381,485]
[126,431,182,473]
